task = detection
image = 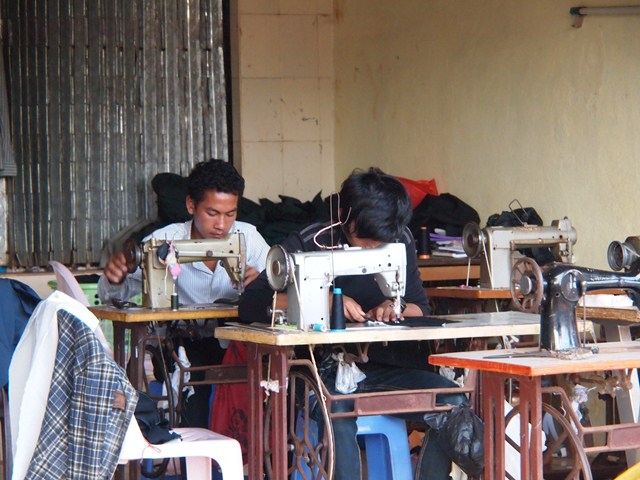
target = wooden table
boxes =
[89,304,238,390]
[418,257,480,283]
[215,311,540,480]
[429,342,640,480]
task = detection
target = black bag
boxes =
[134,390,181,444]
[486,206,555,266]
[409,193,480,238]
[425,403,484,477]
[486,207,543,229]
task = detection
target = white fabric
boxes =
[98,220,270,306]
[504,401,547,480]
[9,291,103,480]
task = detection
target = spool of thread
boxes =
[312,324,328,332]
[418,226,431,259]
[330,287,346,331]
[171,292,179,311]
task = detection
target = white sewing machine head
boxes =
[124,234,246,308]
[462,217,577,289]
[265,243,407,330]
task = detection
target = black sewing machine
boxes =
[510,256,640,354]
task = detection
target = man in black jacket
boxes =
[239,167,467,480]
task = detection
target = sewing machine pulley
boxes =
[123,238,143,273]
[510,257,544,313]
[266,244,292,291]
[462,222,484,258]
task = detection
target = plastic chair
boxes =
[355,415,413,480]
[291,414,412,480]
[48,261,90,306]
[615,461,640,480]
[118,415,244,480]
[48,262,114,355]
[10,293,244,480]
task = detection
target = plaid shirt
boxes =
[25,310,137,479]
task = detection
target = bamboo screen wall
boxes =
[2,0,229,268]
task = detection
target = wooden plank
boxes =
[585,306,640,325]
[419,263,480,282]
[425,286,512,299]
[89,304,238,323]
[216,311,541,347]
[429,341,640,377]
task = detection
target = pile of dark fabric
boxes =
[103,171,481,256]
[238,194,331,245]
[408,193,480,239]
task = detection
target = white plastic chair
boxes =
[48,261,115,356]
[48,261,90,306]
[118,417,244,479]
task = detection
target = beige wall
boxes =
[233,0,336,202]
[235,0,640,269]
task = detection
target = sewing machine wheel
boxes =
[266,244,292,291]
[504,402,592,480]
[462,222,484,258]
[122,238,142,273]
[510,257,543,313]
[263,368,334,479]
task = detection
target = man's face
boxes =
[186,190,239,240]
[343,223,382,249]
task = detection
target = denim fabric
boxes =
[318,361,467,480]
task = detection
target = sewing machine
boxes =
[511,258,640,354]
[607,235,640,271]
[462,217,577,289]
[124,234,246,308]
[265,243,406,330]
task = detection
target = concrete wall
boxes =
[235,0,640,269]
[232,0,336,202]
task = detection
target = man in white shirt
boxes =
[98,159,270,427]
[99,159,270,305]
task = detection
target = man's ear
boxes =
[186,195,195,215]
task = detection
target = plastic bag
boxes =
[333,352,366,394]
[210,341,249,464]
[424,403,484,477]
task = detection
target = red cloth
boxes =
[209,341,249,464]
[396,176,439,209]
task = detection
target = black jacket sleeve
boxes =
[238,231,306,324]
[400,227,431,315]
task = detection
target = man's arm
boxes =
[399,227,430,314]
[97,256,142,305]
[364,228,430,321]
[238,230,305,323]
[240,222,271,288]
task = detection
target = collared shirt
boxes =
[10,292,137,480]
[98,220,270,305]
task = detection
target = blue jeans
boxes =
[319,362,467,480]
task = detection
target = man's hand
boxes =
[241,266,261,288]
[366,299,402,322]
[103,252,130,285]
[342,295,368,322]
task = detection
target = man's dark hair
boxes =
[187,159,245,205]
[339,167,412,243]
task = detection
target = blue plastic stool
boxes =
[356,415,412,480]
[290,414,412,480]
